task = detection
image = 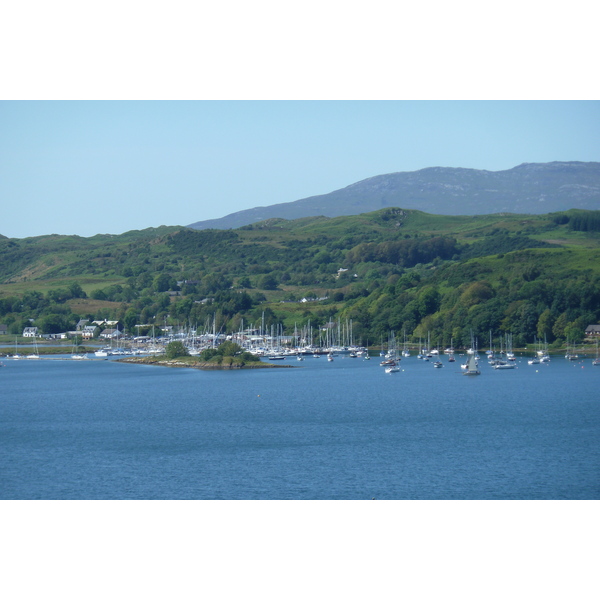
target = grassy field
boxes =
[0,276,127,298]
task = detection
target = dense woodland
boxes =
[1,207,599,350]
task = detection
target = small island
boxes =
[118,340,293,370]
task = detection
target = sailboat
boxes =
[463,353,480,376]
[401,330,410,357]
[494,360,515,369]
[27,335,40,359]
[564,338,578,361]
[12,337,24,360]
[380,331,399,366]
[528,345,541,364]
[593,340,600,366]
[363,339,371,360]
[71,337,88,360]
[446,338,456,362]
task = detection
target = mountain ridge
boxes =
[188,161,600,230]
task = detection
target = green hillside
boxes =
[1,208,599,349]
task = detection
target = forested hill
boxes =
[188,162,600,230]
[1,208,599,350]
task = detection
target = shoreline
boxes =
[116,356,295,370]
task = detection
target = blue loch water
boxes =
[1,353,598,499]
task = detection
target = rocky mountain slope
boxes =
[188,161,600,230]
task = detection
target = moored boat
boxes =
[463,353,481,376]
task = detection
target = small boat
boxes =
[380,358,397,367]
[433,360,443,368]
[494,362,515,370]
[385,365,400,373]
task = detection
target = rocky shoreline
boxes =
[116,356,294,370]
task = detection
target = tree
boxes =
[459,281,494,308]
[552,312,569,340]
[536,308,555,342]
[416,287,440,319]
[68,282,87,299]
[165,341,189,359]
[564,323,585,344]
[154,273,174,293]
[258,273,278,290]
[38,313,73,334]
[237,276,252,289]
[123,307,139,333]
[90,288,107,300]
[216,341,242,357]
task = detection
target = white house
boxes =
[99,328,122,340]
[93,320,120,328]
[81,325,99,339]
[23,327,38,337]
[47,333,68,340]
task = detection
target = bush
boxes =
[199,348,219,361]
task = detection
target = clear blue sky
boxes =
[2,100,599,239]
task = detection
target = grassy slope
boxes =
[0,210,598,299]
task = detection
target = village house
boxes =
[81,325,99,339]
[22,327,38,337]
[585,324,600,337]
[45,333,68,340]
[177,280,199,287]
[0,324,8,336]
[99,328,122,340]
[92,320,120,328]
